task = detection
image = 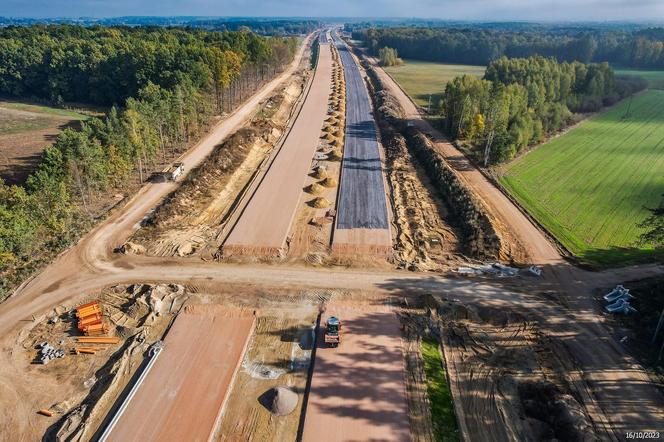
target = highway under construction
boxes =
[0,27,662,442]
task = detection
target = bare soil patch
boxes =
[0,283,186,441]
[0,105,82,185]
[217,307,319,440]
[425,295,598,441]
[383,132,463,271]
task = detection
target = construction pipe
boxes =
[99,341,165,442]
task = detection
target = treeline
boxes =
[0,25,297,107]
[441,56,646,164]
[378,47,403,67]
[0,17,320,36]
[354,27,664,68]
[0,25,298,297]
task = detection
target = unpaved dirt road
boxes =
[302,307,410,441]
[105,307,255,442]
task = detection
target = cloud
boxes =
[1,0,663,21]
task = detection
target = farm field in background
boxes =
[384,60,485,108]
[614,68,664,90]
[500,89,664,267]
[0,101,88,185]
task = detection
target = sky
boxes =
[1,0,663,22]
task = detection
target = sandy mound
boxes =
[327,149,343,160]
[321,133,335,141]
[332,139,344,149]
[320,177,338,188]
[306,183,325,195]
[310,197,332,208]
[259,387,299,416]
[312,166,328,179]
[118,242,146,255]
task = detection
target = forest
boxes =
[0,25,298,295]
[440,56,646,164]
[0,17,320,35]
[353,27,664,68]
[0,25,297,106]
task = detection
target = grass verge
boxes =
[421,338,459,442]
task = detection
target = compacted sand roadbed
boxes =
[104,306,255,442]
[222,38,333,256]
[302,307,409,441]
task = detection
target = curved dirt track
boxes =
[1,33,663,441]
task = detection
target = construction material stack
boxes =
[75,301,109,336]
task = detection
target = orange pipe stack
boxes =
[76,336,121,344]
[75,301,107,336]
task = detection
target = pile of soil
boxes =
[327,150,342,161]
[320,177,338,188]
[306,183,325,195]
[309,197,331,209]
[259,387,299,416]
[312,166,328,179]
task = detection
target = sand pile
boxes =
[328,149,343,160]
[259,387,299,416]
[332,139,344,149]
[320,177,338,188]
[312,166,328,179]
[118,242,146,255]
[306,183,325,195]
[321,133,335,141]
[310,197,332,208]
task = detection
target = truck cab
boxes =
[324,316,341,347]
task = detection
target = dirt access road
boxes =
[302,307,410,442]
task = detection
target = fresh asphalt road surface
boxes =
[333,33,389,230]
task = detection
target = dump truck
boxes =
[165,162,184,181]
[324,316,341,347]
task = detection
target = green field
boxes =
[421,338,459,441]
[0,101,88,135]
[384,60,485,108]
[500,90,664,266]
[615,68,664,90]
